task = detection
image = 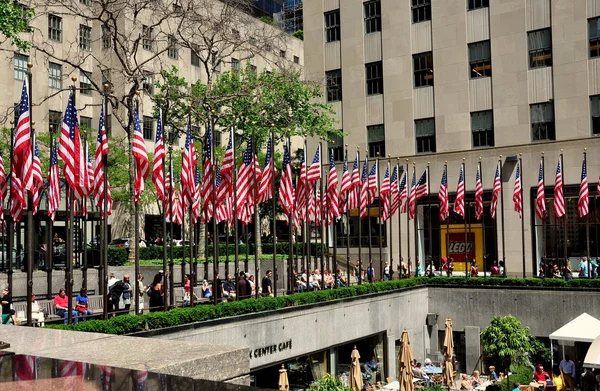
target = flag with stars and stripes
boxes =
[553,157,565,218]
[306,145,321,183]
[258,136,277,204]
[367,160,378,205]
[152,109,165,202]
[14,78,33,194]
[475,164,484,220]
[236,139,261,225]
[490,161,502,219]
[31,134,44,214]
[93,100,112,216]
[578,156,589,217]
[439,165,449,222]
[359,158,369,219]
[513,160,522,219]
[380,164,391,221]
[199,124,212,219]
[278,143,294,218]
[535,158,546,220]
[340,150,351,213]
[409,168,428,220]
[326,150,340,224]
[390,164,400,216]
[0,152,6,220]
[349,152,360,211]
[454,164,465,218]
[48,140,60,222]
[399,171,408,214]
[132,108,149,205]
[59,91,85,200]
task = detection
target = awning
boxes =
[549,313,600,343]
[584,335,600,369]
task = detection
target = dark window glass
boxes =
[468,0,489,11]
[367,125,385,158]
[531,102,555,141]
[590,95,600,135]
[142,25,153,51]
[48,14,62,41]
[415,118,436,153]
[168,35,178,59]
[325,10,341,43]
[328,133,344,162]
[80,71,92,95]
[49,110,62,133]
[79,24,92,50]
[191,46,200,67]
[366,61,383,95]
[528,28,552,68]
[143,73,153,95]
[364,0,381,34]
[102,25,111,49]
[48,62,62,89]
[411,0,431,23]
[13,53,28,81]
[143,116,154,140]
[326,69,342,102]
[471,110,494,147]
[469,41,492,78]
[294,55,300,64]
[589,18,600,58]
[413,52,434,87]
[232,58,240,73]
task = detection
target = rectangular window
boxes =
[293,55,300,64]
[367,125,385,158]
[471,110,494,147]
[531,102,555,141]
[142,25,154,51]
[328,133,344,162]
[232,58,240,73]
[143,73,154,95]
[191,47,200,67]
[214,131,222,148]
[105,114,112,137]
[249,64,257,75]
[280,50,286,58]
[415,118,436,153]
[79,24,92,50]
[413,52,434,87]
[48,14,62,42]
[326,69,342,102]
[324,10,341,43]
[469,41,492,78]
[364,0,381,34]
[48,62,62,89]
[168,35,178,59]
[49,110,62,133]
[102,25,111,49]
[366,61,383,95]
[468,0,489,11]
[80,71,92,95]
[528,28,552,68]
[79,0,91,6]
[589,18,600,58]
[79,116,92,130]
[590,95,600,135]
[412,0,431,23]
[13,53,28,81]
[143,116,154,140]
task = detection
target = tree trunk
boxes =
[197,221,206,259]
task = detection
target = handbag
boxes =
[76,304,88,313]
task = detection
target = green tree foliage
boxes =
[292,29,303,40]
[0,0,33,51]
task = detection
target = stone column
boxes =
[329,347,338,377]
[464,326,481,375]
[385,331,396,381]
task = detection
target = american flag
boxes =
[454,164,465,218]
[326,150,340,224]
[14,354,36,381]
[152,109,165,202]
[340,150,351,213]
[439,165,449,222]
[294,149,308,220]
[215,166,228,223]
[93,100,113,216]
[220,127,234,191]
[99,365,112,391]
[194,167,203,224]
[474,164,484,220]
[181,118,197,208]
[307,145,321,183]
[409,168,428,220]
[86,147,94,195]
[553,157,565,218]
[0,152,6,220]
[535,158,546,220]
[308,188,316,224]
[278,143,294,217]
[399,171,408,213]
[359,159,369,219]
[31,135,44,214]
[258,136,276,204]
[136,370,148,391]
[349,152,360,211]
[173,186,184,226]
[199,124,212,218]
[380,164,391,221]
[14,78,33,194]
[165,161,173,222]
[132,109,149,205]
[48,140,60,222]
[578,156,589,217]
[236,139,261,225]
[490,161,502,219]
[9,166,24,224]
[513,160,522,218]
[59,91,85,199]
[367,161,378,204]
[390,165,400,216]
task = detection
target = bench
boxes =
[13,295,104,325]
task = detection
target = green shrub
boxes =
[107,248,128,266]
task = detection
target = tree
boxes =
[0,0,33,51]
[292,30,303,40]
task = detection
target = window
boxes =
[325,10,341,43]
[413,52,434,87]
[80,116,92,130]
[105,114,112,137]
[367,125,385,158]
[366,61,383,95]
[364,0,381,34]
[48,62,62,89]
[232,58,240,73]
[415,118,436,153]
[528,28,552,68]
[530,102,555,141]
[214,131,222,148]
[471,110,494,147]
[590,96,600,135]
[328,133,344,162]
[173,2,182,13]
[79,24,92,50]
[49,110,62,133]
[80,0,91,6]
[469,40,492,78]
[80,71,92,95]
[249,64,257,75]
[412,0,431,23]
[191,47,200,67]
[101,69,111,87]
[48,14,62,41]
[280,50,286,58]
[143,116,154,140]
[326,69,342,102]
[102,25,111,49]
[143,73,154,95]
[168,35,178,59]
[142,25,154,51]
[293,55,300,64]
[589,18,600,58]
[468,0,489,10]
[13,53,28,81]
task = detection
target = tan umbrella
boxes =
[398,329,414,391]
[350,345,364,391]
[278,364,289,391]
[442,318,455,388]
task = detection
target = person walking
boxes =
[137,274,145,314]
[559,355,576,391]
[148,273,163,312]
[122,275,132,313]
[261,270,273,297]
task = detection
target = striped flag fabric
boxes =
[490,161,502,219]
[86,147,94,194]
[99,365,112,391]
[164,162,173,222]
[380,164,391,221]
[14,354,35,381]
[152,109,165,202]
[340,151,351,213]
[193,167,202,224]
[326,150,340,223]
[409,169,428,220]
[48,140,60,222]
[31,135,44,214]
[454,164,465,218]
[258,137,277,204]
[295,149,308,220]
[306,145,321,183]
[390,165,400,216]
[308,188,316,224]
[578,156,589,217]
[132,108,149,205]
[14,78,33,194]
[199,124,212,218]
[278,143,294,218]
[59,91,85,199]
[93,100,112,216]
[10,166,25,224]
[359,159,369,219]
[367,161,378,204]
[399,171,408,213]
[181,118,197,208]
[173,186,184,226]
[0,152,6,220]
[535,158,546,220]
[474,164,484,220]
[553,157,565,218]
[236,139,261,225]
[220,127,234,193]
[513,160,522,218]
[215,166,228,223]
[439,165,449,222]
[349,152,360,211]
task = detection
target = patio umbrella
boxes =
[349,346,364,391]
[278,364,289,390]
[442,318,455,388]
[398,329,414,391]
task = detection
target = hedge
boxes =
[138,254,290,266]
[46,276,600,335]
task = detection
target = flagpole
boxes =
[480,158,487,278]
[331,148,338,288]
[287,135,293,294]
[560,150,566,270]
[387,157,393,280]
[82,138,88,291]
[367,156,373,282]
[499,155,506,277]
[584,148,590,279]
[318,140,324,289]
[271,130,277,295]
[160,103,168,311]
[396,158,402,280]
[357,147,362,284]
[462,159,468,278]
[413,162,419,277]
[25,62,34,326]
[252,130,259,298]
[406,160,411,277]
[345,147,351,286]
[232,126,240,300]
[541,152,546,272]
[211,117,218,303]
[377,154,383,281]
[102,84,110,318]
[66,79,77,324]
[188,112,195,307]
[305,139,310,280]
[46,136,54,297]
[168,151,174,306]
[445,161,450,275]
[518,153,525,278]
[133,93,141,317]
[427,162,432,277]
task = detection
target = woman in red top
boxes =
[533,364,549,383]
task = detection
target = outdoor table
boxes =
[425,367,443,375]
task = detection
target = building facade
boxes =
[304,0,600,276]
